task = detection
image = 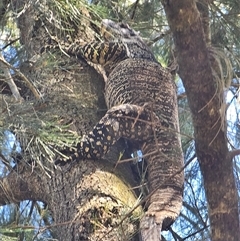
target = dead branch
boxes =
[0,53,41,100]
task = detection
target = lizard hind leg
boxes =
[55,103,158,165]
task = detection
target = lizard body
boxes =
[56,19,184,240]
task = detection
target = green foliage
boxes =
[5,107,82,173]
[0,202,53,241]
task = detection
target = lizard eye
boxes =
[119,22,137,37]
[119,23,129,29]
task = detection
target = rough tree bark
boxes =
[0,154,141,240]
[161,1,240,241]
[0,1,142,240]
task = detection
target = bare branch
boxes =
[228,149,240,160]
[0,52,41,100]
[130,0,140,20]
[1,38,20,50]
[0,52,23,102]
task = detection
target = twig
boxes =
[130,0,140,20]
[0,54,41,100]
[0,52,23,101]
[228,149,240,160]
[1,38,20,50]
[0,153,12,171]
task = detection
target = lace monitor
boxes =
[56,19,184,239]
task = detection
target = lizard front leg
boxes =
[55,103,158,165]
[67,41,127,64]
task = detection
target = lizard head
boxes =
[100,19,157,62]
[101,19,140,42]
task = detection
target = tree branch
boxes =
[196,0,211,44]
[0,53,41,100]
[130,0,140,20]
[0,52,23,102]
[228,149,240,160]
[0,160,50,206]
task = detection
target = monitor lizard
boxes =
[55,19,184,240]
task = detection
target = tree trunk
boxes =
[0,155,141,240]
[161,1,240,240]
[0,2,142,240]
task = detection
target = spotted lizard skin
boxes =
[56,19,184,239]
